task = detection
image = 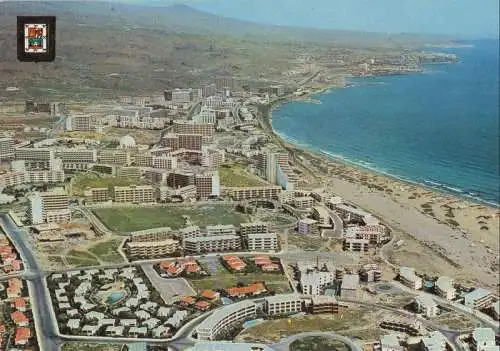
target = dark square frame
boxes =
[17,16,56,62]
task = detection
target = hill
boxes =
[0,1,454,100]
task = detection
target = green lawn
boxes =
[290,336,350,351]
[189,260,292,294]
[218,163,267,187]
[71,173,142,196]
[66,250,100,267]
[93,204,249,232]
[62,344,123,351]
[88,238,124,264]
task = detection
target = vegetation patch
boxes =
[218,162,267,187]
[93,204,249,232]
[71,173,143,196]
[88,238,124,263]
[290,336,350,351]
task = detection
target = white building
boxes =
[398,267,423,290]
[247,233,278,252]
[464,288,495,310]
[415,294,439,318]
[196,300,258,341]
[264,294,302,316]
[300,269,336,295]
[435,276,455,300]
[471,328,496,351]
[298,218,318,235]
[421,331,447,351]
[340,274,360,300]
[380,334,405,351]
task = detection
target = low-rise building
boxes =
[247,233,278,252]
[184,235,241,254]
[340,274,359,300]
[264,294,302,316]
[398,267,423,290]
[298,218,319,235]
[464,288,495,310]
[421,331,447,351]
[415,294,439,318]
[126,238,180,258]
[195,300,258,341]
[435,276,455,300]
[309,295,339,314]
[471,328,496,351]
[380,334,405,351]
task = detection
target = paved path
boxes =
[141,264,196,303]
[0,213,62,351]
[271,331,362,351]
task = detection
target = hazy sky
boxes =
[187,0,499,38]
[4,0,499,37]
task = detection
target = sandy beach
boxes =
[263,90,499,289]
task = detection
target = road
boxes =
[0,213,62,351]
[141,264,196,303]
[271,331,362,351]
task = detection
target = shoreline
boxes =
[267,76,499,209]
[257,74,499,288]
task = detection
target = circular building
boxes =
[119,135,136,148]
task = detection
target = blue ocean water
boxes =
[272,39,500,207]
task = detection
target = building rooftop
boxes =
[421,331,447,351]
[264,294,301,304]
[465,288,492,302]
[472,327,495,344]
[435,276,454,292]
[196,300,258,332]
[399,267,420,283]
[341,274,360,290]
[380,334,400,348]
[415,294,437,308]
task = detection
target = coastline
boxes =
[257,77,499,288]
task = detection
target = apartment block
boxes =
[240,222,269,237]
[225,186,282,201]
[195,171,220,199]
[167,170,195,188]
[343,238,369,252]
[415,295,439,318]
[300,270,336,295]
[0,136,14,160]
[65,114,94,131]
[399,267,423,290]
[464,288,495,310]
[201,146,225,168]
[206,224,236,236]
[90,188,110,203]
[28,188,70,224]
[292,196,315,209]
[156,185,196,201]
[298,218,319,235]
[247,233,278,252]
[116,167,141,180]
[183,235,241,254]
[113,185,154,203]
[264,294,302,316]
[341,274,360,300]
[144,169,169,184]
[196,300,257,341]
[162,133,204,151]
[126,239,180,258]
[98,150,132,166]
[153,155,177,170]
[173,121,214,137]
[435,276,456,300]
[310,295,339,314]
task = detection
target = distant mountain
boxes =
[0,1,454,47]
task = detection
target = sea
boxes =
[272,39,500,207]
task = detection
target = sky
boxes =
[156,0,499,38]
[3,0,499,37]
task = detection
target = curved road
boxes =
[0,213,62,351]
[271,331,362,351]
